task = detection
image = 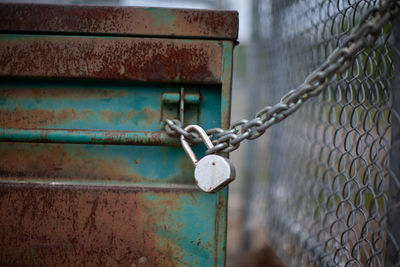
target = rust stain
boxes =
[100,109,137,124]
[150,131,162,144]
[88,131,177,146]
[0,4,238,40]
[0,143,144,182]
[142,107,157,125]
[0,36,223,83]
[0,87,127,100]
[0,107,94,128]
[181,10,238,39]
[0,183,189,266]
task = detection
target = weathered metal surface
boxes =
[0,183,226,266]
[0,82,222,184]
[0,82,161,130]
[0,81,220,131]
[0,34,223,83]
[0,128,179,146]
[0,3,238,40]
[0,4,236,266]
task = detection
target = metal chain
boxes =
[165,0,400,155]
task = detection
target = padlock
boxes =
[180,125,236,193]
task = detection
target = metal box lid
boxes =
[0,3,238,40]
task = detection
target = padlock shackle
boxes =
[180,125,214,166]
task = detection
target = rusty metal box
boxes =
[0,3,238,266]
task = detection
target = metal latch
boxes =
[161,87,200,125]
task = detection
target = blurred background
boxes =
[3,0,400,266]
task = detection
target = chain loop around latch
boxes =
[165,119,203,144]
[165,0,400,154]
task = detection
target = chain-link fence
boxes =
[242,0,400,266]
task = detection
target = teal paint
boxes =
[215,188,229,266]
[0,128,180,146]
[0,138,217,184]
[144,192,219,266]
[162,92,180,103]
[162,92,200,104]
[184,93,200,104]
[0,80,220,131]
[148,8,175,26]
[0,79,222,184]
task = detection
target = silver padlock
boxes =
[180,125,236,193]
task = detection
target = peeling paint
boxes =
[100,109,137,124]
[0,107,94,128]
[0,87,128,100]
[0,35,223,83]
[0,183,191,266]
[0,4,238,40]
[0,143,144,182]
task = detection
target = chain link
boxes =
[165,0,400,155]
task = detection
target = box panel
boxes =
[0,183,227,266]
[0,80,221,185]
